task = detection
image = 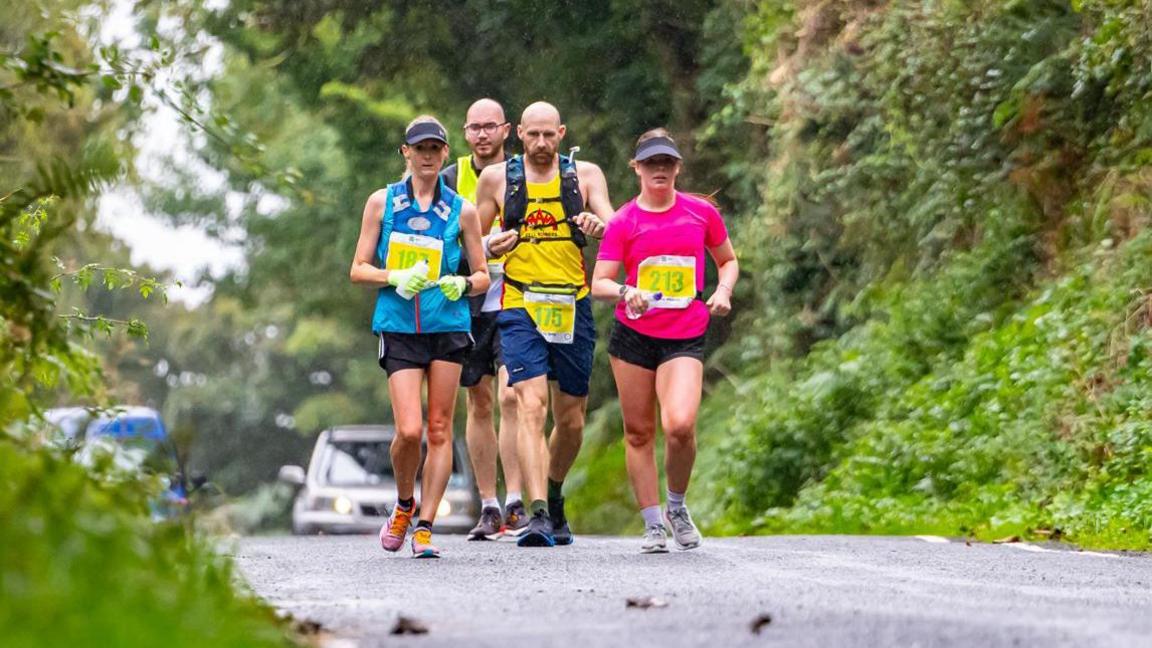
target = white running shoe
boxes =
[641,524,669,554]
[664,507,702,550]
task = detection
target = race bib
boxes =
[638,255,696,309]
[384,233,443,282]
[524,291,576,344]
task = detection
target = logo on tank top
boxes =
[524,208,559,231]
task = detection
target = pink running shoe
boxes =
[379,505,413,552]
[411,527,440,559]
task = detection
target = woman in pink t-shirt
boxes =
[590,128,739,553]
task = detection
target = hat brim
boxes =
[405,133,448,146]
[634,144,682,161]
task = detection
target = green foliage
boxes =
[750,232,1152,549]
[680,0,1152,548]
[2,4,296,645]
[0,436,291,648]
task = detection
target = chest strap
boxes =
[503,274,583,295]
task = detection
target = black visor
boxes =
[405,121,449,146]
[634,136,682,161]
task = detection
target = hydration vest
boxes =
[371,177,470,335]
[502,154,587,248]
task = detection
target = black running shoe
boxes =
[516,509,555,547]
[549,496,574,546]
[467,506,503,541]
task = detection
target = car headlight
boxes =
[333,496,354,515]
[436,499,451,518]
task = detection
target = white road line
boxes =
[914,535,950,544]
[1002,543,1054,553]
[1076,550,1119,559]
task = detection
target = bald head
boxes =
[518,101,566,166]
[520,101,562,128]
[466,98,505,125]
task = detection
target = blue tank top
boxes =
[371,177,470,334]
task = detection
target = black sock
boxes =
[530,499,548,516]
[397,497,414,510]
[416,519,432,530]
[547,478,564,502]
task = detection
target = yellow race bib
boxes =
[638,255,696,309]
[523,291,576,344]
[385,233,443,282]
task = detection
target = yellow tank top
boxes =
[455,156,479,202]
[500,172,589,309]
[456,155,506,268]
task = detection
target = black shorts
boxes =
[460,311,503,388]
[377,332,473,377]
[607,322,705,371]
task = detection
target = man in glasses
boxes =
[473,101,613,548]
[440,98,528,540]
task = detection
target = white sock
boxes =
[641,505,663,528]
[505,492,522,507]
[482,497,500,511]
[666,489,686,512]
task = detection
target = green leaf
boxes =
[127,319,149,340]
[75,265,95,290]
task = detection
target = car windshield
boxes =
[321,440,394,487]
[318,437,466,487]
[82,413,175,474]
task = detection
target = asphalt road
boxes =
[233,534,1152,648]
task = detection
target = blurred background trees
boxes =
[7,0,1152,547]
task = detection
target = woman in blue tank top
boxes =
[350,115,490,558]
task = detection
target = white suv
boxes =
[279,425,477,534]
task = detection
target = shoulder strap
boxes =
[379,183,400,263]
[433,176,456,222]
[503,154,527,231]
[558,154,587,248]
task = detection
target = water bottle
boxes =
[626,291,663,320]
[396,259,429,300]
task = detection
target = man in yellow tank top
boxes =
[474,101,614,547]
[439,98,529,540]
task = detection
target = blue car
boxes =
[48,406,196,519]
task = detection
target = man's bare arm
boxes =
[475,164,503,232]
[572,161,613,238]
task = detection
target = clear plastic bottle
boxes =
[396,259,429,300]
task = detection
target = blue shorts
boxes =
[497,297,596,397]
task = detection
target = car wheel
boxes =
[291,520,317,536]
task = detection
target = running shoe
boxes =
[467,506,504,541]
[504,500,529,537]
[379,504,413,552]
[516,509,555,547]
[664,506,702,550]
[641,524,670,554]
[549,496,574,546]
[411,527,440,558]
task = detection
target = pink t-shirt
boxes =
[597,192,729,339]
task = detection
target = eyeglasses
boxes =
[463,122,507,135]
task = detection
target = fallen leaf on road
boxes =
[291,618,323,635]
[992,535,1021,544]
[750,613,773,634]
[626,596,669,609]
[391,616,429,635]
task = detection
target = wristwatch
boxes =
[465,277,474,295]
[618,284,628,300]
